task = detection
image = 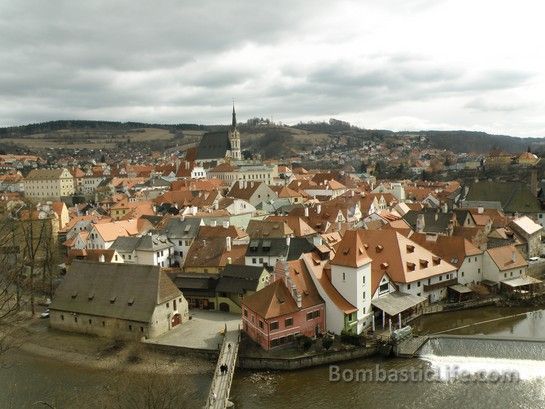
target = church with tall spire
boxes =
[228,102,241,160]
[195,103,242,165]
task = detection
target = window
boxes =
[129,325,132,331]
[74,316,78,323]
[475,257,477,262]
[362,291,365,299]
[244,309,248,317]
[102,321,106,327]
[407,283,411,290]
[88,319,92,325]
[179,240,182,245]
[379,283,389,293]
[306,310,320,320]
[252,258,257,264]
[417,281,421,287]
[259,320,264,329]
[61,314,64,321]
[342,272,346,281]
[439,276,443,281]
[140,327,144,332]
[166,302,170,308]
[270,322,279,331]
[285,318,293,327]
[461,272,465,277]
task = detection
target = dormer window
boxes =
[376,245,383,252]
[406,245,415,253]
[407,262,416,271]
[110,296,117,304]
[432,256,441,266]
[380,262,389,269]
[88,293,94,301]
[71,292,78,299]
[128,298,134,306]
[419,259,428,268]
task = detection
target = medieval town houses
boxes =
[3,105,545,351]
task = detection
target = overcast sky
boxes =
[1,0,545,136]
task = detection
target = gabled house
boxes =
[483,245,528,283]
[409,233,484,285]
[508,216,543,258]
[49,260,188,340]
[226,181,278,208]
[86,219,142,249]
[110,234,173,267]
[241,259,325,350]
[159,217,202,266]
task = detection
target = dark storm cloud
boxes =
[0,0,538,128]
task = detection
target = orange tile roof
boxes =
[486,245,528,271]
[301,253,357,314]
[357,229,457,283]
[330,230,372,268]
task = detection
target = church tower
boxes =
[228,102,241,160]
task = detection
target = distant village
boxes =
[2,106,545,359]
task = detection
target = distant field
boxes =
[0,127,175,150]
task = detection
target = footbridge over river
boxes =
[205,328,240,409]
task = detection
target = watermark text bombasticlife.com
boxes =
[329,364,520,384]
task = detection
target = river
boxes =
[3,306,545,409]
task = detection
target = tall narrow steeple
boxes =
[231,101,237,129]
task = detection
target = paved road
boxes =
[206,329,240,409]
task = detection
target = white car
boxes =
[40,309,50,319]
[529,257,539,262]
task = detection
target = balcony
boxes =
[423,278,457,292]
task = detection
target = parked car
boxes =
[40,309,50,319]
[529,257,540,262]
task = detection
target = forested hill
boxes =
[1,119,544,155]
[0,120,208,137]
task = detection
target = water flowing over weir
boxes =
[418,336,545,380]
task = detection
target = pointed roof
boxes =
[330,230,372,268]
[242,279,299,319]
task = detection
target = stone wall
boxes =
[237,347,377,370]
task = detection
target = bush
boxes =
[322,336,333,351]
[340,330,364,346]
[298,335,313,351]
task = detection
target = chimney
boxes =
[512,250,516,262]
[316,204,321,214]
[99,254,105,263]
[351,190,354,197]
[304,207,309,217]
[312,235,323,247]
[238,180,243,189]
[191,206,197,216]
[222,220,230,228]
[226,236,232,252]
[478,207,484,214]
[211,220,217,227]
[295,290,302,309]
[416,214,425,233]
[442,202,448,213]
[286,236,291,246]
[227,256,232,265]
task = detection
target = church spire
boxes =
[231,100,237,129]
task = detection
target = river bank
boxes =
[3,316,214,377]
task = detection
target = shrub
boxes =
[322,336,333,351]
[299,335,313,351]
